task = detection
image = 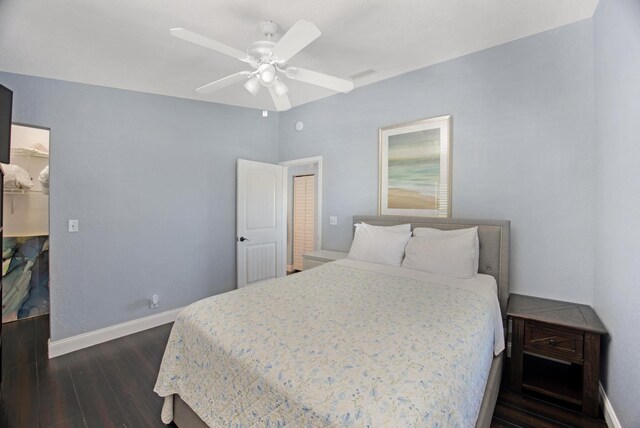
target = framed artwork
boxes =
[378,115,452,217]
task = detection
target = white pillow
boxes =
[412,227,479,274]
[348,224,412,266]
[403,227,479,278]
[354,222,411,233]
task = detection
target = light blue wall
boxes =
[279,20,597,304]
[593,0,640,426]
[0,72,279,341]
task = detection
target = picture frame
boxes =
[378,115,452,217]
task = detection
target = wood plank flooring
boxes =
[2,315,173,427]
[1,315,608,427]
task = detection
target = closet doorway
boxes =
[279,157,322,273]
[2,124,50,323]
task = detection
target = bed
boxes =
[154,216,510,427]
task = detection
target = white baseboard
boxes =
[600,383,622,428]
[48,306,184,358]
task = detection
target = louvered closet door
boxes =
[292,175,315,271]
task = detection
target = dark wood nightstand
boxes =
[507,294,608,417]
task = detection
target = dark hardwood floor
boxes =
[1,315,608,427]
[2,315,173,427]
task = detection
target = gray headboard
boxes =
[353,215,511,318]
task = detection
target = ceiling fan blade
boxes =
[268,86,292,111]
[196,71,251,94]
[270,20,321,62]
[287,67,354,93]
[170,28,247,60]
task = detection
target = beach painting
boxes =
[379,115,451,217]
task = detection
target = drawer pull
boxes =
[531,337,560,345]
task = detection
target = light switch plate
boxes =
[68,219,79,232]
[329,216,338,226]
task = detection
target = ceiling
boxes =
[0,0,598,111]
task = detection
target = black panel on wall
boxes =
[0,83,10,396]
[0,84,13,164]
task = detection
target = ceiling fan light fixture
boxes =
[273,79,289,97]
[172,19,354,109]
[258,64,276,84]
[244,76,261,96]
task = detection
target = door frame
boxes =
[278,156,323,261]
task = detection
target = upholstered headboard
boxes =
[352,215,511,318]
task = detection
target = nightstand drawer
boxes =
[524,322,584,361]
[302,258,324,270]
[302,250,348,270]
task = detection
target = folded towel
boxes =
[1,163,34,189]
[39,165,49,195]
[11,144,49,157]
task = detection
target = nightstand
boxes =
[507,294,607,417]
[302,250,348,270]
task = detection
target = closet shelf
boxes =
[10,149,49,159]
[4,188,44,195]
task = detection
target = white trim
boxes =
[279,156,323,253]
[600,383,622,428]
[48,306,183,358]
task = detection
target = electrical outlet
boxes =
[68,219,79,232]
[150,294,159,309]
[329,216,338,226]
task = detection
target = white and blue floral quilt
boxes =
[154,259,504,427]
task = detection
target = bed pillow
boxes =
[412,226,479,274]
[348,224,412,266]
[354,222,411,233]
[403,227,479,278]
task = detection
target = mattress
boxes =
[154,259,505,427]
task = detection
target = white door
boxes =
[237,159,286,288]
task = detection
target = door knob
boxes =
[238,236,250,242]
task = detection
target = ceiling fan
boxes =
[170,20,354,111]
